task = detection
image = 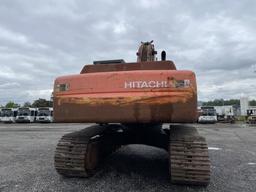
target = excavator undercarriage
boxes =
[54,123,210,185]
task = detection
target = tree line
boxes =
[1,98,53,108]
[202,99,256,106]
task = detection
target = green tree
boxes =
[23,102,32,107]
[5,101,20,108]
[32,98,53,108]
[202,99,224,106]
[250,100,256,106]
[202,99,240,106]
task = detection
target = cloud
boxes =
[0,0,255,105]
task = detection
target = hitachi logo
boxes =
[124,80,190,89]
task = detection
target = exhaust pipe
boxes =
[161,51,166,61]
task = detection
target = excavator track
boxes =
[169,125,210,185]
[54,124,121,177]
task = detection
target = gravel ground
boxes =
[0,123,255,192]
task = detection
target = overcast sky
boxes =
[0,0,256,105]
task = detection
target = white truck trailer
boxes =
[214,105,235,123]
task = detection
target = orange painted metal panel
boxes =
[53,69,197,123]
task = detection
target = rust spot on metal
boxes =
[54,87,197,123]
[56,88,194,107]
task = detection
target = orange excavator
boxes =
[53,41,210,185]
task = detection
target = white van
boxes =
[1,108,18,123]
[36,107,53,123]
[198,106,217,124]
[16,107,37,123]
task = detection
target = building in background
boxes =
[240,97,249,116]
[246,106,256,124]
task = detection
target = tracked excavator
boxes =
[53,41,211,185]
